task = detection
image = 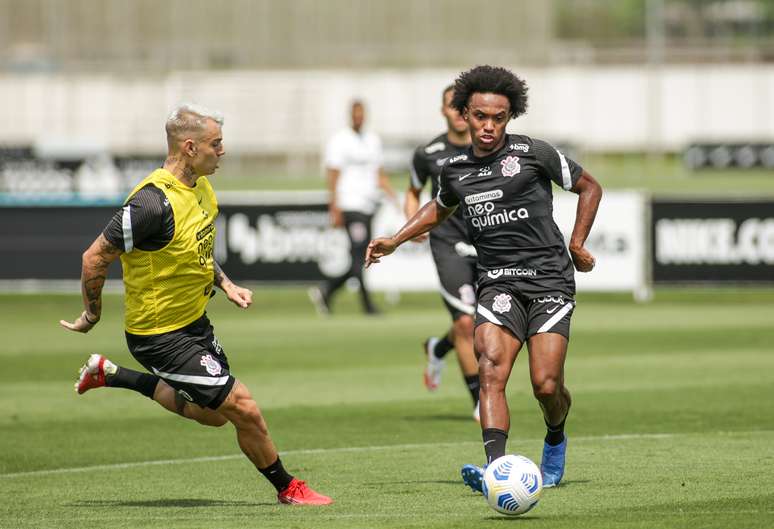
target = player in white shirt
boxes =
[309,100,397,315]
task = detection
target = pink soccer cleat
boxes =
[75,354,110,394]
[277,478,333,505]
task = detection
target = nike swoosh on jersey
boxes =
[458,172,475,181]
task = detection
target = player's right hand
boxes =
[569,245,596,272]
[365,237,397,268]
[59,311,99,333]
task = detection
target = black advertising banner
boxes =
[652,200,774,283]
[1,206,122,280]
[0,202,350,282]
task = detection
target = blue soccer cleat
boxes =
[461,464,484,494]
[540,436,567,488]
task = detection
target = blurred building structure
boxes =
[0,0,772,189]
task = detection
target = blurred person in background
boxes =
[366,66,602,491]
[308,100,397,316]
[60,103,332,506]
[405,85,480,420]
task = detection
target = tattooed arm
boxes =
[213,260,253,309]
[60,234,123,333]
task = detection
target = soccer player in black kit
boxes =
[367,66,602,491]
[406,85,480,419]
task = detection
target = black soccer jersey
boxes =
[436,134,583,296]
[410,133,470,247]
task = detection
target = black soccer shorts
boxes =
[125,314,235,409]
[475,283,575,343]
[430,240,478,321]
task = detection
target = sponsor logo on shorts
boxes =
[200,354,222,376]
[487,268,538,279]
[465,189,503,205]
[178,390,194,402]
[500,155,521,177]
[535,296,566,305]
[492,293,512,314]
[212,337,223,356]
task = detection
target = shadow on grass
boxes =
[69,498,274,508]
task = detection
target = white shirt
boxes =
[325,127,383,215]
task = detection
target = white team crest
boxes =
[200,354,222,376]
[500,155,521,177]
[492,293,512,314]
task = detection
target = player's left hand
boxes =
[570,245,596,272]
[224,284,253,309]
[59,311,99,333]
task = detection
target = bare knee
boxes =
[453,315,474,338]
[476,343,507,391]
[221,385,269,434]
[532,375,560,401]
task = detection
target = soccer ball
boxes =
[482,454,543,516]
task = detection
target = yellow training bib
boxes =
[121,169,218,335]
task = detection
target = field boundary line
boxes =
[2,430,770,480]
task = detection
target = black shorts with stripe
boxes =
[125,314,235,410]
[430,239,478,321]
[475,283,575,343]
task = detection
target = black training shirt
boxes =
[436,134,583,296]
[410,133,471,248]
[103,184,175,252]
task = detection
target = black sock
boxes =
[259,457,294,492]
[464,374,480,405]
[545,416,567,446]
[482,428,508,465]
[432,334,454,360]
[106,367,159,399]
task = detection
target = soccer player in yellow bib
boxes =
[60,103,332,505]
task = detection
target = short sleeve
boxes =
[436,166,460,209]
[409,148,429,190]
[324,135,344,170]
[102,185,165,253]
[532,139,583,191]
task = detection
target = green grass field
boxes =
[1,288,773,529]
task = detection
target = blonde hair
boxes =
[165,103,224,142]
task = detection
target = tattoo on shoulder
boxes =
[99,236,122,256]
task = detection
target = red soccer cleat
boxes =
[277,478,333,505]
[75,354,109,394]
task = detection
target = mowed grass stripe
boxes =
[5,430,773,480]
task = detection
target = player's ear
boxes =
[462,108,469,122]
[183,139,197,157]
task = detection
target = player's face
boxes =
[464,93,510,154]
[442,90,467,134]
[190,119,225,176]
[351,103,365,132]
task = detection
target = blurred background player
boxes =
[309,100,397,315]
[366,65,602,490]
[405,85,480,420]
[60,104,332,506]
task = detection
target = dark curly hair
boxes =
[451,65,528,119]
